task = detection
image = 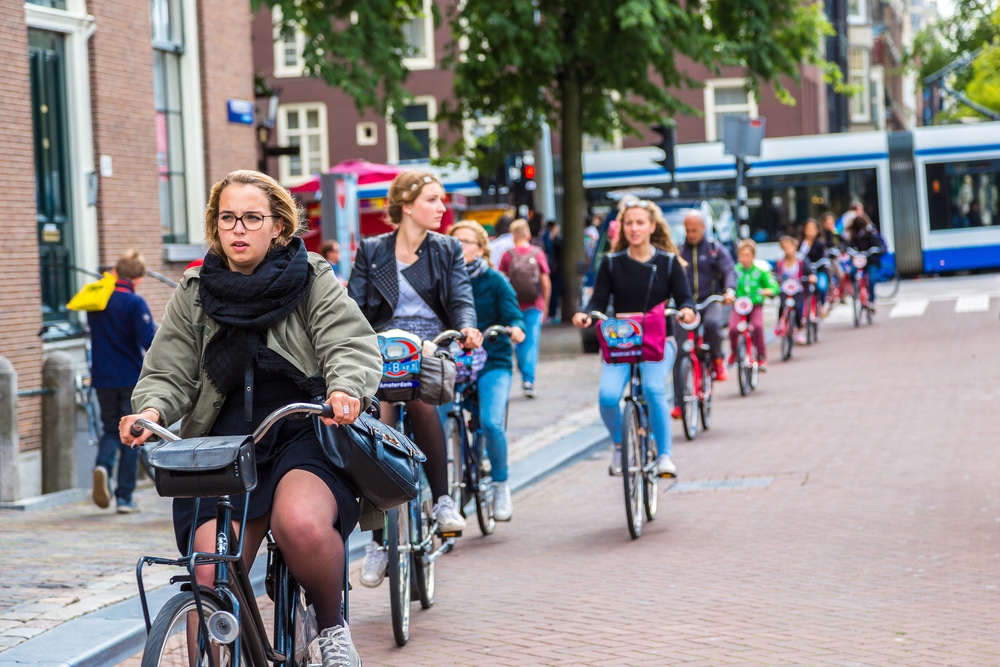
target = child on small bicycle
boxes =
[727,239,778,371]
[774,235,816,345]
[447,221,526,521]
[572,198,695,478]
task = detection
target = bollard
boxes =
[42,352,76,494]
[0,357,19,502]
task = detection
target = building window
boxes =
[357,122,378,146]
[272,8,305,78]
[152,0,188,244]
[388,97,437,163]
[277,104,328,186]
[704,79,758,142]
[27,0,68,8]
[402,0,435,70]
[847,0,868,23]
[848,47,870,123]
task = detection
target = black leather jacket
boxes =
[348,230,477,333]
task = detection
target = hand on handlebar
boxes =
[572,312,592,328]
[723,291,735,306]
[322,390,361,427]
[460,327,483,350]
[678,308,697,325]
[508,326,526,344]
[119,409,161,448]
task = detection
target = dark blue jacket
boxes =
[470,268,526,374]
[678,238,737,302]
[89,279,156,388]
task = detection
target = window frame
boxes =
[386,96,438,164]
[271,7,306,78]
[276,103,329,186]
[401,0,435,71]
[703,78,759,142]
[848,47,871,124]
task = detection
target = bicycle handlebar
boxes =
[846,246,881,257]
[695,294,724,311]
[810,257,832,270]
[432,329,466,346]
[132,402,337,447]
[483,324,511,339]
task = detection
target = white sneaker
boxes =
[432,495,466,533]
[609,446,622,476]
[655,454,677,477]
[359,542,387,588]
[493,481,512,521]
[92,466,111,509]
[315,624,361,667]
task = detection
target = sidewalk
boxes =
[0,324,609,666]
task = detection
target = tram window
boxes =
[926,159,1000,231]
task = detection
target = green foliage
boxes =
[965,39,1000,119]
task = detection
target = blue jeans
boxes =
[514,307,543,385]
[477,368,512,483]
[598,341,676,457]
[95,387,139,503]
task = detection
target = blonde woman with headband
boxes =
[121,169,382,664]
[348,170,483,587]
[447,220,526,520]
[573,198,696,478]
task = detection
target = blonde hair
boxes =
[384,170,443,227]
[204,170,303,264]
[611,199,681,256]
[447,221,493,267]
[115,249,147,281]
[737,239,757,256]
[509,218,530,240]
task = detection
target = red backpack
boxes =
[505,247,543,304]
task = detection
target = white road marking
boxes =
[954,294,990,313]
[889,299,930,318]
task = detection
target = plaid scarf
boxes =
[198,237,314,397]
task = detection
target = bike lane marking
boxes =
[954,294,990,313]
[888,298,929,318]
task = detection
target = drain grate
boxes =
[668,476,774,493]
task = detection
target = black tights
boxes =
[381,399,448,500]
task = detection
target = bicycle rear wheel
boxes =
[781,313,794,361]
[679,357,698,441]
[641,410,658,522]
[877,267,900,299]
[737,336,750,397]
[621,401,644,539]
[386,506,411,647]
[141,590,249,667]
[411,490,435,610]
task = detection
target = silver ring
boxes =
[342,405,350,414]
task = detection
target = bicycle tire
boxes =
[141,590,249,667]
[699,358,713,430]
[877,267,900,299]
[473,431,496,536]
[411,491,435,610]
[679,357,698,441]
[387,506,411,647]
[737,336,750,396]
[444,415,464,514]
[621,401,644,539]
[781,313,794,361]
[852,280,862,327]
[641,409,658,523]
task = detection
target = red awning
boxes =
[287,159,405,194]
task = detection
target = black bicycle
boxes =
[134,402,347,667]
[444,325,511,536]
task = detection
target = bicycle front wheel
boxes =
[737,336,750,397]
[641,411,658,522]
[141,590,248,667]
[621,401,644,539]
[411,491,435,610]
[444,415,464,515]
[386,506,411,647]
[473,432,496,536]
[679,357,698,441]
[699,359,713,430]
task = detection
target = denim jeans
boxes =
[514,307,543,385]
[476,368,512,483]
[95,387,139,503]
[598,341,676,457]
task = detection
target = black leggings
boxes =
[380,399,448,501]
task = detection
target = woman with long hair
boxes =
[348,170,483,587]
[572,199,696,477]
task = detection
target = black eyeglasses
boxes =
[218,213,278,231]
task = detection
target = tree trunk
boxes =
[559,67,585,322]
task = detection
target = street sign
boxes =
[722,116,766,157]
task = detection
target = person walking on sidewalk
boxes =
[498,219,551,399]
[572,199,695,477]
[448,221,526,521]
[348,170,482,589]
[90,249,157,514]
[673,211,736,418]
[122,170,380,665]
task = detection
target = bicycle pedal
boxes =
[657,471,677,479]
[438,529,463,538]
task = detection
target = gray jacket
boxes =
[132,253,382,438]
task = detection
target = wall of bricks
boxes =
[0,3,46,453]
[198,0,258,186]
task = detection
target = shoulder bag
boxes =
[146,435,257,498]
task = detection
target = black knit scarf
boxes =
[198,237,315,397]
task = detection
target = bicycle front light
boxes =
[681,339,695,353]
[208,610,240,644]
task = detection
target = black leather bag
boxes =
[146,436,258,498]
[314,412,426,512]
[416,352,457,406]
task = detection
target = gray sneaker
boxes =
[359,542,387,588]
[317,624,361,667]
[523,382,537,399]
[116,499,141,514]
[609,446,622,476]
[492,481,512,521]
[655,454,677,477]
[92,467,111,509]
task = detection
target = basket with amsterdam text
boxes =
[377,329,456,405]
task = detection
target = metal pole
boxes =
[736,155,749,239]
[0,357,19,502]
[534,121,557,222]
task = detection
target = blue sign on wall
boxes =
[227,99,255,125]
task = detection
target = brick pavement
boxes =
[0,324,601,657]
[337,298,1000,665]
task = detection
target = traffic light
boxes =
[521,158,537,191]
[651,123,676,175]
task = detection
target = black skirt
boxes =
[171,370,360,554]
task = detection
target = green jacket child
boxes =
[734,261,779,305]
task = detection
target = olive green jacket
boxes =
[132,253,382,438]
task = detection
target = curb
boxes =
[0,421,609,667]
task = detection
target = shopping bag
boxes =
[66,272,116,312]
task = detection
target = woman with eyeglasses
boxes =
[572,199,696,477]
[121,169,382,664]
[348,170,483,588]
[446,220,526,521]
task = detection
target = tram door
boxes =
[29,29,75,325]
